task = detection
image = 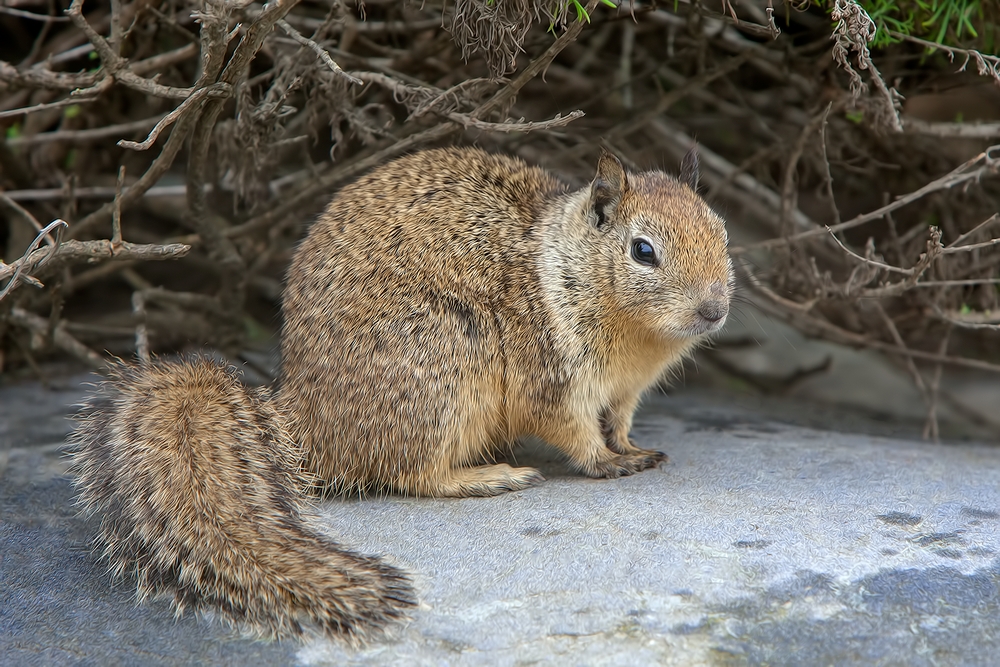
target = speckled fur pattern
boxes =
[281,147,733,496]
[68,147,733,642]
[68,357,415,641]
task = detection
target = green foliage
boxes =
[556,0,617,25]
[844,109,865,124]
[857,0,995,50]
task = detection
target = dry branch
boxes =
[0,239,190,293]
[735,146,1000,253]
[0,0,997,439]
[117,84,231,151]
[277,18,362,86]
[0,219,67,300]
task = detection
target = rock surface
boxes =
[2,371,999,666]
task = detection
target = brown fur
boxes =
[69,147,733,641]
[281,147,732,495]
[69,358,414,640]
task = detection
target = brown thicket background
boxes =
[1,0,998,438]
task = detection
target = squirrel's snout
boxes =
[696,280,730,327]
[696,299,728,323]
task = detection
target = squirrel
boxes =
[69,146,733,642]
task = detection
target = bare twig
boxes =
[182,0,300,316]
[0,5,69,21]
[231,12,601,240]
[277,18,362,85]
[0,95,100,120]
[7,307,104,369]
[451,110,585,132]
[817,107,841,226]
[912,279,1000,287]
[742,264,1000,374]
[131,292,150,366]
[826,230,913,275]
[2,184,201,201]
[281,15,441,35]
[111,166,125,246]
[0,239,190,287]
[889,31,1000,84]
[941,237,1000,254]
[66,0,209,100]
[351,71,585,132]
[931,305,1000,331]
[779,107,829,235]
[0,219,68,301]
[0,42,197,95]
[117,83,231,151]
[905,118,1000,139]
[946,213,1000,249]
[737,146,1000,252]
[648,118,818,233]
[874,300,928,395]
[924,327,951,442]
[474,0,602,120]
[0,193,44,231]
[71,108,201,237]
[6,114,165,147]
[576,54,750,153]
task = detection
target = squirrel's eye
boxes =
[631,239,657,266]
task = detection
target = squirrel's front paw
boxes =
[589,450,667,478]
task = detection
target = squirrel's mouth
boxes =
[683,310,729,337]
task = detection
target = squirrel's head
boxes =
[579,149,734,341]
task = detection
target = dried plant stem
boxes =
[131,291,150,366]
[277,19,362,85]
[117,84,231,151]
[8,307,104,369]
[111,166,125,246]
[736,146,1000,253]
[0,219,67,301]
[741,264,1000,374]
[0,239,190,290]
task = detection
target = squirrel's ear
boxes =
[589,150,628,230]
[680,145,700,191]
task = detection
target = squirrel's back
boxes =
[281,149,578,495]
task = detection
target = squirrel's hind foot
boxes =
[427,463,545,497]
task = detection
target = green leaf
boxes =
[63,104,82,120]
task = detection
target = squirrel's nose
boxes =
[697,299,728,323]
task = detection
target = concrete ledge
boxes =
[2,376,998,666]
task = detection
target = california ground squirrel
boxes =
[69,146,734,641]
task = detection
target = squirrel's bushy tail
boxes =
[68,356,415,641]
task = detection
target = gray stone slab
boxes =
[2,372,999,666]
